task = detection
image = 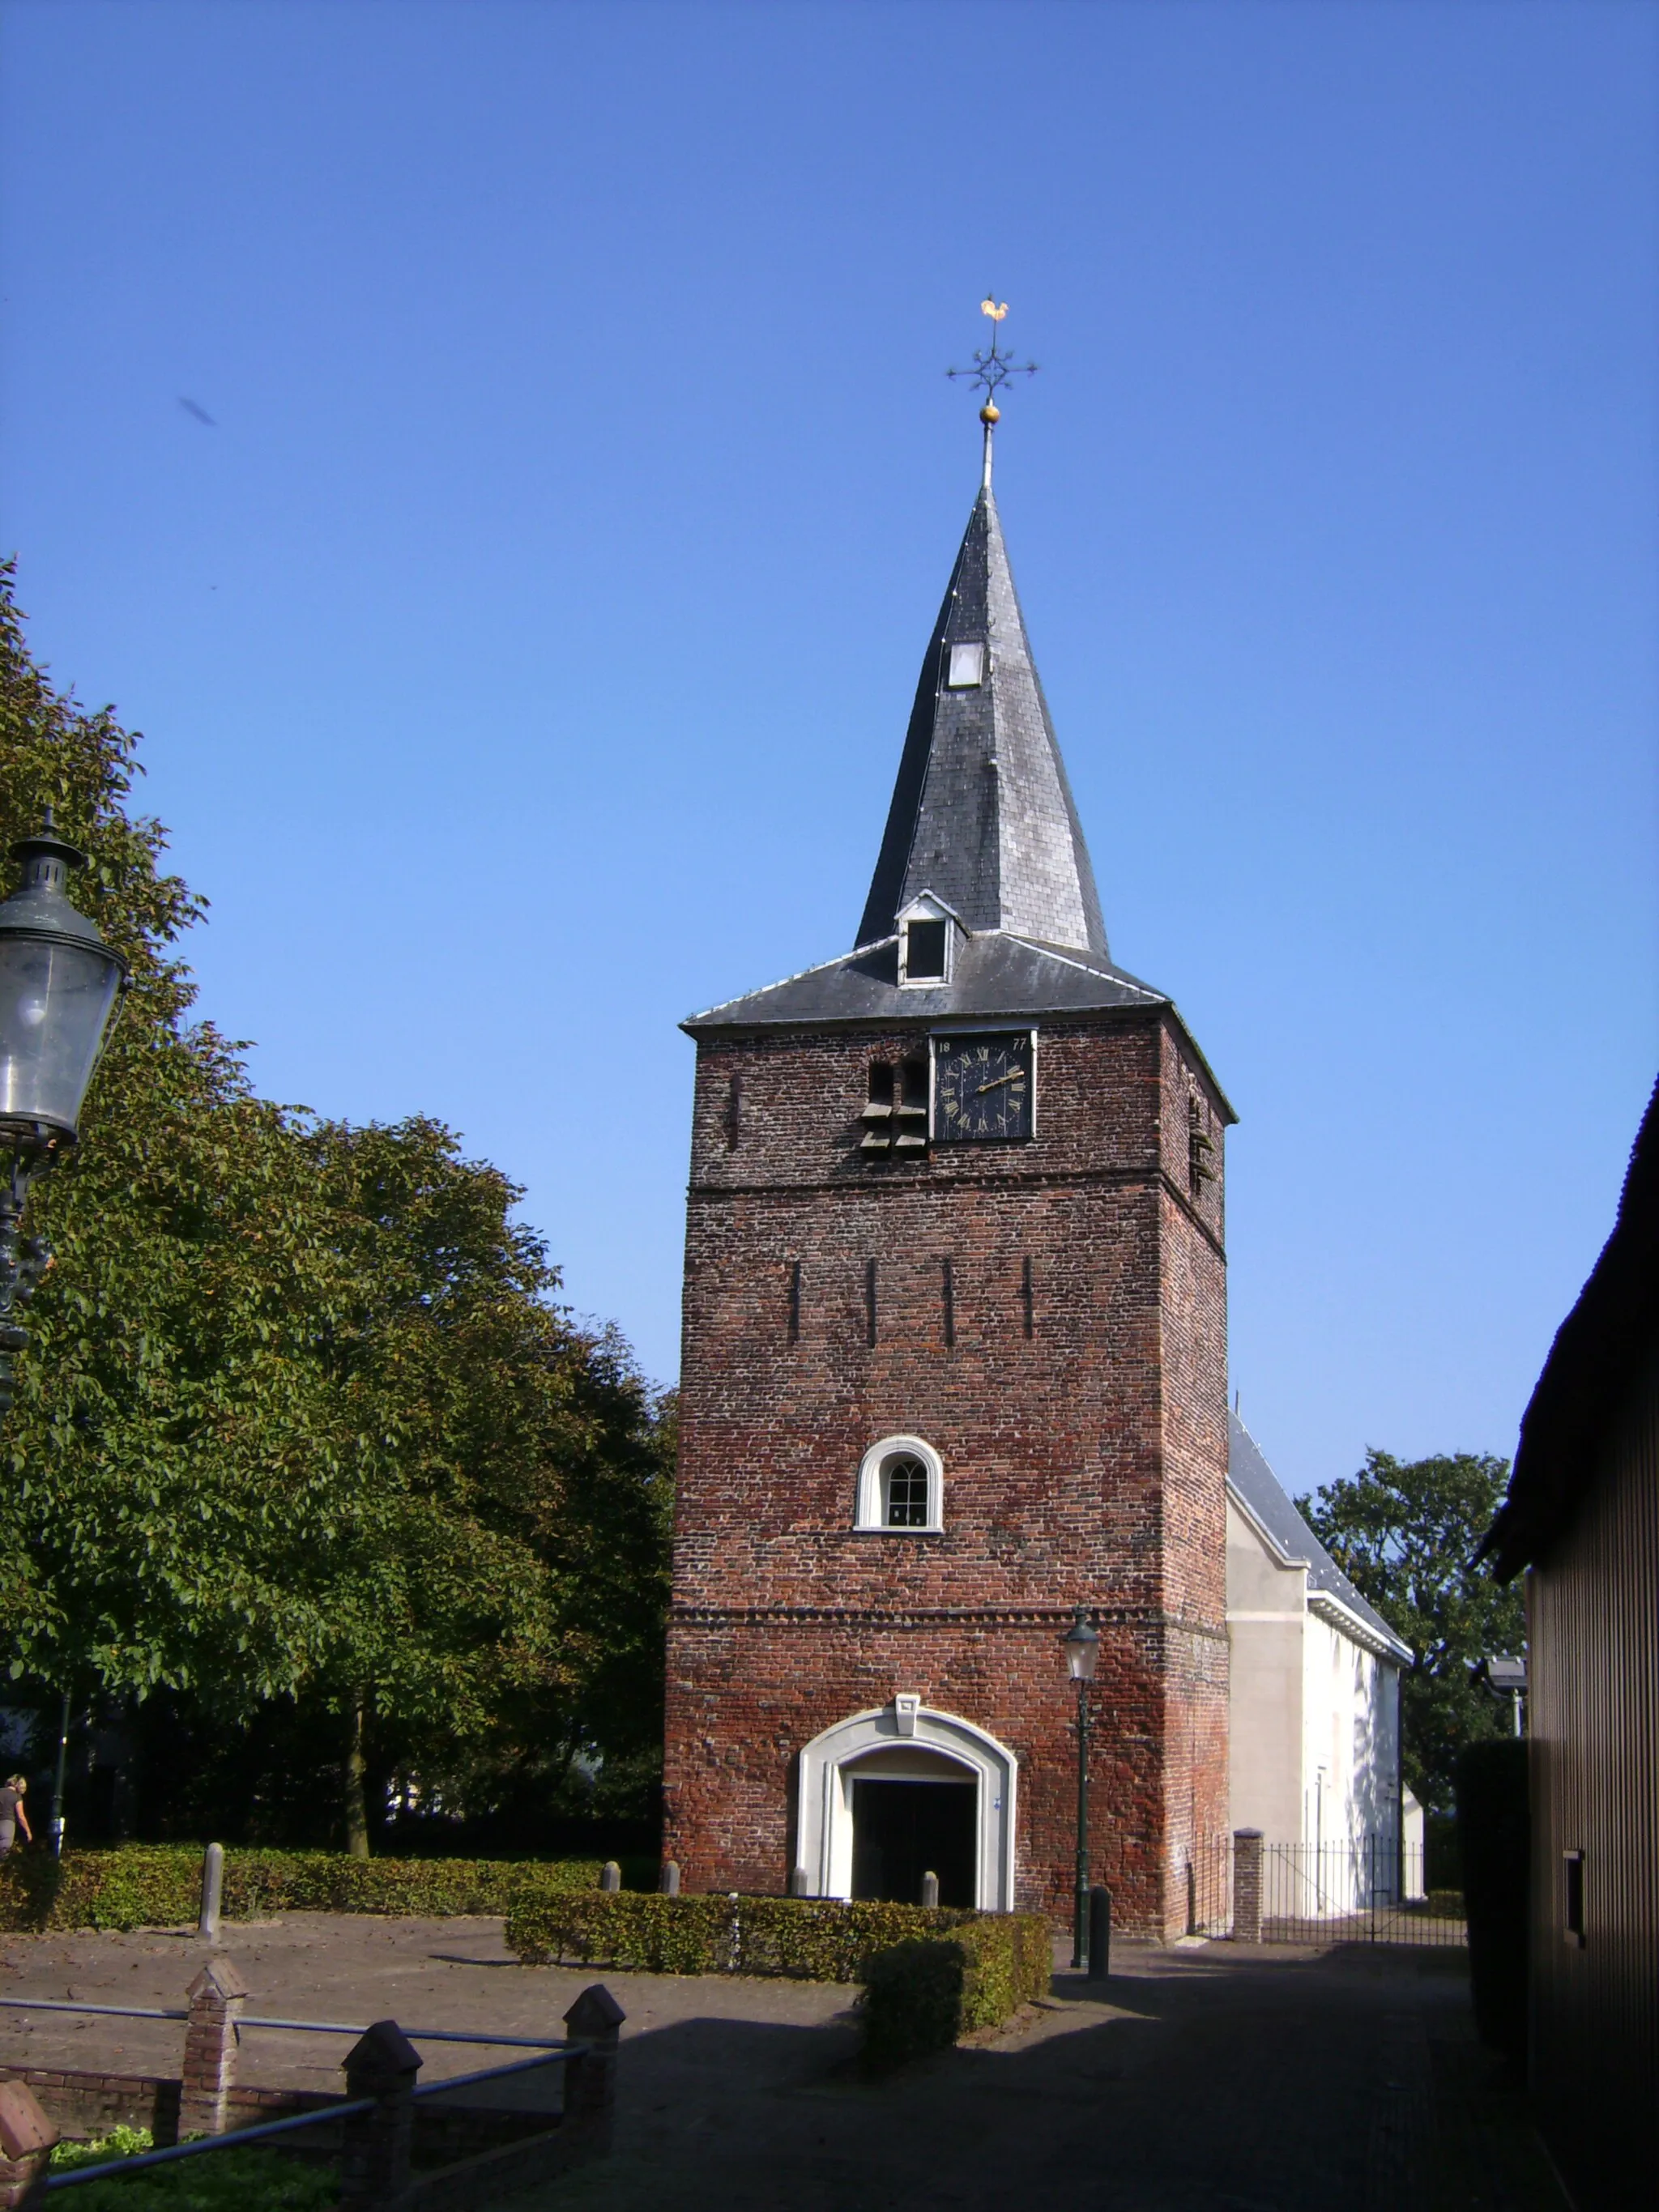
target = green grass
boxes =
[48,2127,335,2210]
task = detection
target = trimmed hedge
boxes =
[505,1889,1054,2062]
[860,1915,1052,2072]
[0,1847,608,1933]
[505,1888,985,1980]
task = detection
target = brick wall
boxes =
[665,1005,1230,1939]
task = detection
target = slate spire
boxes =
[855,467,1108,957]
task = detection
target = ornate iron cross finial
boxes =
[946,295,1038,424]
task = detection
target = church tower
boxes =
[663,395,1235,1937]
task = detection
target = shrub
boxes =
[50,2125,156,2171]
[49,2127,334,2211]
[505,1889,1051,2067]
[858,1914,1051,2071]
[0,1847,607,1933]
[859,1939,964,2070]
[505,1888,979,1978]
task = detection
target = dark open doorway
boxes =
[851,1777,977,1907]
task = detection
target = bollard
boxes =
[0,2082,56,2211]
[1233,1828,1264,1945]
[1085,1886,1111,1983]
[919,1870,940,1908]
[179,1954,249,2138]
[659,1859,680,1896]
[339,2020,420,2209]
[562,1984,626,2158]
[787,1866,809,1898]
[599,1860,621,1893]
[198,1841,224,1942]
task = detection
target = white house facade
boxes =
[1226,1413,1414,1893]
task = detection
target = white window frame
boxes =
[855,1434,945,1533]
[946,641,987,688]
[897,892,958,989]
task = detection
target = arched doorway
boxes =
[795,1700,1017,1910]
[846,1745,979,1906]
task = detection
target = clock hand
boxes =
[975,1070,1026,1094]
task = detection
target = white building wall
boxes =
[1230,1502,1404,1882]
[1226,1498,1305,1838]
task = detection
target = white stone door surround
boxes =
[795,1698,1018,1911]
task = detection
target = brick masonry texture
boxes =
[664,1002,1230,1939]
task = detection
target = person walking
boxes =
[0,1775,32,1856]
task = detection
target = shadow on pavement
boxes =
[508,1944,1566,2212]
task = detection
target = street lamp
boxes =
[0,813,127,1411]
[1062,1605,1099,1970]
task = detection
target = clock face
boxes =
[933,1032,1034,1143]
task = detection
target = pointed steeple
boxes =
[856,475,1108,957]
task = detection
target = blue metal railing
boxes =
[0,1995,586,2190]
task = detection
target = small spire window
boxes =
[947,641,986,688]
[897,895,957,988]
[904,919,948,981]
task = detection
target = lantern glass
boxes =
[1064,1617,1100,1682]
[0,933,123,1144]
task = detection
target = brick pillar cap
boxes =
[0,2081,57,2159]
[186,1955,249,2003]
[564,1984,626,2036]
[344,2019,422,2078]
[1233,1827,1264,1839]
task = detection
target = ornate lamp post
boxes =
[0,813,127,1412]
[1061,1605,1100,1970]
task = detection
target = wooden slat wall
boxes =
[1528,1341,1659,2211]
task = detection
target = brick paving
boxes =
[0,1917,1567,2210]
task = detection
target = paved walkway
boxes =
[0,1916,1566,2210]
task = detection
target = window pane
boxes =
[885,1457,929,1527]
[947,642,985,688]
[905,920,947,980]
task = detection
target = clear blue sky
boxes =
[2,0,1654,1498]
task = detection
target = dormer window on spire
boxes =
[946,641,986,688]
[898,893,958,988]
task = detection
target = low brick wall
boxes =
[0,2066,184,2146]
[0,1964,621,2211]
[0,2064,561,2167]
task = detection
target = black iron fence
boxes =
[1186,1836,1232,1937]
[1260,1839,1465,1947]
[1183,1835,1467,1947]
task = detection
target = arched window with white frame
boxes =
[855,1434,945,1532]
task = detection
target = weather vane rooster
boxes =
[947,295,1038,424]
[947,296,1037,489]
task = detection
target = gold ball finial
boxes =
[980,403,1000,424]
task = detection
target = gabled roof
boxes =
[687,928,1161,1029]
[855,482,1108,957]
[681,923,1236,1118]
[1227,1411,1413,1664]
[1478,1075,1659,1581]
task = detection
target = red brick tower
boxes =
[663,422,1235,1936]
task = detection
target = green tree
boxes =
[278,1114,673,1849]
[1297,1450,1525,1813]
[0,562,672,1848]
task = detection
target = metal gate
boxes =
[1260,1839,1465,1946]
